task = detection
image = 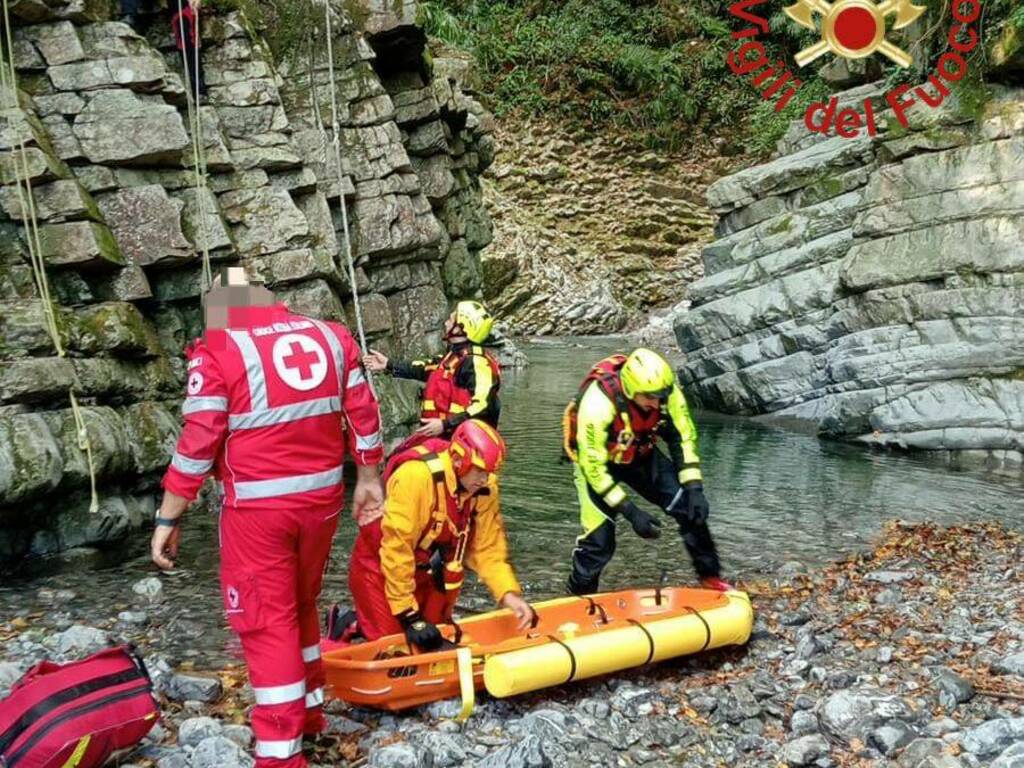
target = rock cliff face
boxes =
[0,0,495,564]
[481,121,720,335]
[675,84,1024,473]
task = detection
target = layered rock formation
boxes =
[0,0,495,564]
[675,84,1024,473]
[482,121,720,335]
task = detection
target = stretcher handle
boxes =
[655,568,669,606]
[523,607,541,639]
[585,597,609,625]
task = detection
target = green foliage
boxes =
[745,78,832,157]
[417,0,1024,154]
[1013,4,1024,30]
[204,0,1023,156]
[418,0,768,150]
[206,0,321,65]
[417,1,470,47]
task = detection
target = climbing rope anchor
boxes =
[784,0,926,67]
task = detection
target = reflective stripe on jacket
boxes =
[574,357,703,508]
[162,304,383,511]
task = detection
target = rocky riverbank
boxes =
[1,521,1022,767]
[673,82,1024,474]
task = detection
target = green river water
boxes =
[1,338,1021,666]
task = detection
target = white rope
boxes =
[174,0,213,292]
[322,2,370,357]
[2,4,99,513]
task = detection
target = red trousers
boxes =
[349,521,459,641]
[219,504,339,768]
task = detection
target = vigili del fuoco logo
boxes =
[726,0,984,138]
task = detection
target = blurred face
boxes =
[445,312,466,342]
[634,392,661,410]
[204,284,275,330]
[455,459,490,495]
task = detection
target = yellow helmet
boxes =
[620,348,675,400]
[452,300,494,344]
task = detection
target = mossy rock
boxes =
[53,492,143,552]
[480,253,518,300]
[0,412,62,503]
[0,357,76,405]
[41,406,133,489]
[68,302,161,357]
[802,173,847,205]
[70,358,152,400]
[989,20,1024,72]
[38,222,125,270]
[953,71,993,124]
[766,214,794,235]
[122,402,180,474]
[0,299,69,359]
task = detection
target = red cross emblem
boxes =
[272,334,328,391]
[282,342,320,379]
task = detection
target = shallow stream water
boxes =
[1,338,1021,667]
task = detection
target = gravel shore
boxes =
[2,521,1022,768]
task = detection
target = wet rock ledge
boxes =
[674,83,1024,476]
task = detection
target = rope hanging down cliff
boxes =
[0,5,100,514]
[320,2,372,362]
[174,0,214,293]
[305,1,375,400]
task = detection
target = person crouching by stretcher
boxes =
[345,419,534,650]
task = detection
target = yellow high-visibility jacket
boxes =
[380,451,521,616]
[576,380,703,508]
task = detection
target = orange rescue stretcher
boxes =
[321,586,753,717]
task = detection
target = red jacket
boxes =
[162,304,383,511]
[171,3,198,50]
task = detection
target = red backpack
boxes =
[0,646,158,768]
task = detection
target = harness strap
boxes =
[549,635,578,683]
[411,450,475,561]
[415,450,450,552]
[627,619,657,665]
[681,606,713,651]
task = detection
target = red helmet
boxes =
[449,420,507,474]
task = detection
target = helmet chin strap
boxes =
[451,451,470,477]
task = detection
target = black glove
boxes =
[684,482,710,525]
[619,500,662,540]
[397,610,443,651]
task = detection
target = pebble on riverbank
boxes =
[1,521,1022,767]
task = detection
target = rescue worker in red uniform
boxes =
[563,348,732,595]
[151,268,384,768]
[349,420,534,648]
[363,301,500,439]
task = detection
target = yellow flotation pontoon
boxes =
[322,586,753,715]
